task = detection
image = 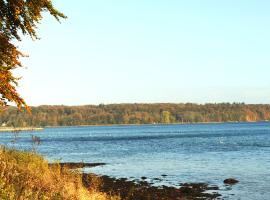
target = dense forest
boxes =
[0,103,270,127]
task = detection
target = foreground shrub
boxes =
[0,147,119,200]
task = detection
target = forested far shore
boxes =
[0,103,270,127]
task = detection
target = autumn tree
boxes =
[0,0,66,110]
[161,111,171,124]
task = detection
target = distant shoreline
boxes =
[1,121,268,131]
[2,104,270,128]
[44,120,270,128]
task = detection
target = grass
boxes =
[0,147,120,200]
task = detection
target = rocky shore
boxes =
[51,162,106,169]
[53,162,224,200]
[82,173,221,200]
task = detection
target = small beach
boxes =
[0,127,43,132]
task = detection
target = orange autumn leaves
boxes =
[0,0,66,110]
[0,68,27,109]
[0,32,27,110]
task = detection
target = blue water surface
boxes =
[1,122,270,199]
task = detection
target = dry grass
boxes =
[0,147,120,200]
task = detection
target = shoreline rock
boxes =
[224,178,239,185]
[49,162,106,169]
[82,173,221,200]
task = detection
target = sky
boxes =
[16,0,270,106]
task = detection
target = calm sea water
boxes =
[1,122,270,199]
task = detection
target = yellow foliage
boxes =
[0,147,120,200]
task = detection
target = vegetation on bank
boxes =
[0,103,270,127]
[0,147,119,200]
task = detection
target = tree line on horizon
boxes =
[0,103,270,127]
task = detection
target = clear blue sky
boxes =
[16,0,270,105]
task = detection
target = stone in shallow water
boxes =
[224,178,239,185]
[161,174,167,177]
